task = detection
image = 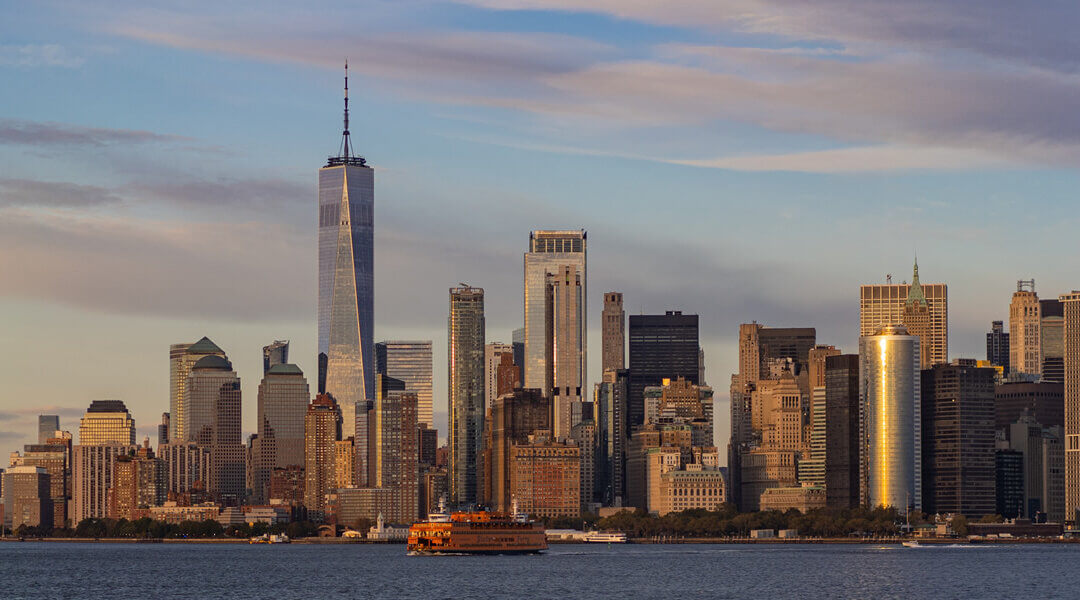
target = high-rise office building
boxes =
[15,442,69,528]
[825,354,860,509]
[512,328,525,373]
[523,230,586,392]
[448,285,485,506]
[169,337,226,443]
[1010,280,1041,378]
[262,340,289,374]
[628,311,700,428]
[489,389,550,511]
[1041,299,1065,384]
[160,442,211,497]
[72,443,137,521]
[986,321,1010,375]
[995,381,1064,433]
[252,363,309,504]
[995,449,1025,519]
[38,415,59,445]
[594,369,628,506]
[304,394,342,518]
[484,342,515,409]
[371,391,419,523]
[1005,412,1065,521]
[319,65,375,441]
[1061,291,1080,521]
[158,413,169,448]
[921,363,996,517]
[546,264,584,437]
[376,341,434,428]
[77,401,136,445]
[510,432,581,519]
[860,325,921,512]
[109,444,165,521]
[802,346,840,487]
[186,355,243,500]
[860,263,947,367]
[2,466,52,530]
[602,292,625,374]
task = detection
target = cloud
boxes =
[0,211,313,321]
[0,44,84,68]
[0,178,124,208]
[0,119,186,147]
[671,145,1015,173]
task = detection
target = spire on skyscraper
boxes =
[906,256,926,307]
[328,60,366,167]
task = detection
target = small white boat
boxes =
[901,541,921,548]
[582,531,628,543]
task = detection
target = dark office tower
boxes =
[986,321,1010,375]
[602,292,625,374]
[157,413,169,449]
[594,369,628,506]
[489,388,550,511]
[2,467,52,530]
[921,363,996,517]
[318,64,374,442]
[186,355,243,501]
[18,442,69,528]
[263,340,289,375]
[824,354,860,509]
[995,449,1025,519]
[512,328,525,372]
[448,285,485,506]
[994,381,1064,433]
[418,427,438,467]
[628,311,699,427]
[38,415,59,445]
[1040,299,1064,384]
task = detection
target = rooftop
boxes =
[86,400,130,414]
[187,336,224,355]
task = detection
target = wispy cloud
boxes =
[0,178,123,208]
[0,119,186,147]
[671,145,1015,173]
[0,44,84,68]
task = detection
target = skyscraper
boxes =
[169,337,226,443]
[986,320,1010,374]
[253,363,309,504]
[304,394,341,518]
[38,415,59,445]
[825,354,860,509]
[1041,299,1065,383]
[375,341,434,428]
[523,230,586,392]
[371,391,419,523]
[77,401,136,445]
[1010,280,1041,378]
[2,467,52,530]
[921,363,996,517]
[1061,291,1080,521]
[860,263,947,367]
[158,413,170,448]
[546,264,584,437]
[72,443,137,521]
[594,369,628,506]
[489,389,550,511]
[319,64,375,441]
[483,342,515,409]
[448,285,485,506]
[186,355,243,500]
[628,311,700,428]
[860,325,921,512]
[602,292,625,374]
[262,340,289,374]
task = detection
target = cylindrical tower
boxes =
[859,325,921,512]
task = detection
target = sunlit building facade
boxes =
[77,400,136,446]
[169,337,226,443]
[186,355,243,500]
[448,285,485,506]
[860,265,947,368]
[253,363,309,503]
[376,341,434,428]
[860,325,921,512]
[523,230,586,393]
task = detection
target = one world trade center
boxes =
[318,63,373,439]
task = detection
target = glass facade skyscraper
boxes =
[628,311,699,428]
[449,285,485,506]
[523,230,586,394]
[318,70,374,441]
[859,325,921,513]
[375,341,434,428]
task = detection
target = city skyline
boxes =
[3,2,1080,461]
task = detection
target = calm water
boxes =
[1,542,1075,599]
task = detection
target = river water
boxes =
[1,541,1073,599]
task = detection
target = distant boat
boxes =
[407,498,546,555]
[901,541,921,548]
[582,531,627,543]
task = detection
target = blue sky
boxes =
[2,0,1078,456]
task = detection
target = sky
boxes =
[1,1,1078,460]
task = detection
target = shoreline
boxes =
[2,537,1076,545]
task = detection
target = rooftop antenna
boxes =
[1017,279,1035,293]
[340,60,353,158]
[886,274,892,284]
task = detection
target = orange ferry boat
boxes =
[407,500,547,555]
